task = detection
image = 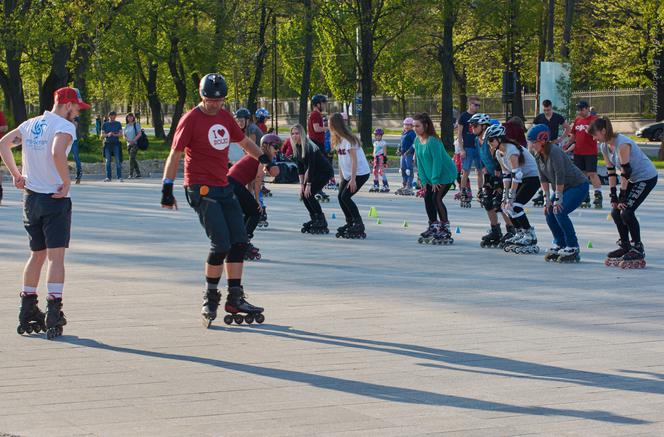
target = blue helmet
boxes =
[235,108,251,119]
[255,107,269,119]
[527,124,551,142]
[489,119,500,125]
[374,128,384,135]
[311,94,328,105]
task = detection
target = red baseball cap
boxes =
[54,87,91,110]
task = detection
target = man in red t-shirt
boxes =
[307,94,327,148]
[564,100,602,206]
[161,73,277,327]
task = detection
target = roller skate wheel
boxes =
[301,228,306,233]
[223,314,233,325]
[255,253,261,260]
[233,314,244,325]
[17,326,25,335]
[418,237,424,243]
[503,246,511,253]
[255,313,265,324]
[26,325,33,334]
[534,246,540,254]
[480,241,486,248]
[244,314,254,324]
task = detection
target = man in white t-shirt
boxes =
[0,87,90,340]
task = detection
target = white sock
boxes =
[21,286,37,296]
[47,283,64,299]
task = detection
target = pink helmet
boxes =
[403,117,414,125]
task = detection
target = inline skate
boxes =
[244,242,262,261]
[460,188,472,208]
[45,297,67,340]
[326,180,339,190]
[504,227,539,254]
[480,224,502,248]
[315,191,330,202]
[605,241,631,267]
[337,220,366,239]
[224,286,265,325]
[17,294,46,336]
[304,213,329,234]
[499,225,516,249]
[202,289,222,328]
[593,191,603,209]
[532,190,545,207]
[369,182,380,193]
[380,183,390,193]
[257,207,268,228]
[580,193,591,208]
[556,246,581,263]
[618,242,646,269]
[544,246,562,262]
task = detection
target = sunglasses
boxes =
[472,103,481,107]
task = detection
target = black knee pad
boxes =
[611,207,622,223]
[620,208,636,224]
[207,250,226,266]
[227,243,248,263]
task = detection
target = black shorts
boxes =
[573,154,598,173]
[185,185,248,252]
[23,190,72,251]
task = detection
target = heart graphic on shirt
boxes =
[208,124,230,150]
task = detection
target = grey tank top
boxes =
[600,134,657,183]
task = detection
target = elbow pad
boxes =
[621,162,632,179]
[607,166,618,180]
[511,168,523,184]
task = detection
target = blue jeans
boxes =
[104,143,122,179]
[544,181,588,248]
[462,146,483,172]
[70,140,82,179]
[400,153,414,187]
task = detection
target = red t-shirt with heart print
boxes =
[172,107,245,186]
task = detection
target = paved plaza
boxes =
[1,174,664,436]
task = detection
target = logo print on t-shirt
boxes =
[30,119,47,138]
[208,124,230,150]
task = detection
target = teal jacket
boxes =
[414,136,456,185]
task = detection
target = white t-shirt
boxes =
[19,111,76,195]
[496,143,539,178]
[337,138,371,180]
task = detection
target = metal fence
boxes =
[268,88,656,121]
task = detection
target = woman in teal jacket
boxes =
[413,113,458,244]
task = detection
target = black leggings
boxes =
[338,173,370,222]
[424,183,452,223]
[229,177,261,239]
[302,175,329,218]
[611,176,657,244]
[509,176,540,229]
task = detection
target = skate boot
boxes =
[311,213,329,234]
[380,183,390,193]
[593,191,603,209]
[499,225,517,249]
[45,297,66,340]
[504,227,539,254]
[454,191,462,201]
[369,182,379,193]
[17,294,46,335]
[257,207,268,228]
[394,186,404,195]
[532,190,544,207]
[315,191,330,202]
[544,245,562,262]
[340,219,366,239]
[201,289,222,328]
[460,188,472,208]
[580,193,591,208]
[556,246,581,263]
[480,224,502,248]
[418,221,438,244]
[619,242,646,269]
[224,286,265,325]
[301,217,315,233]
[336,221,350,236]
[605,240,632,267]
[431,222,454,245]
[244,242,262,261]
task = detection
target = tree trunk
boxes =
[512,72,524,120]
[5,46,27,123]
[455,67,468,112]
[40,43,73,113]
[561,0,575,61]
[299,0,314,127]
[246,1,269,115]
[166,38,187,146]
[545,0,555,60]
[0,68,10,113]
[137,56,165,139]
[438,0,455,150]
[655,36,664,122]
[358,0,373,148]
[72,40,93,143]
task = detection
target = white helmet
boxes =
[485,124,506,140]
[468,113,491,125]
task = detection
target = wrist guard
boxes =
[161,182,175,206]
[619,188,627,204]
[610,187,618,203]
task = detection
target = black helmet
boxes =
[311,94,328,105]
[235,108,251,119]
[199,73,228,98]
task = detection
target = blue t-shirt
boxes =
[102,120,122,146]
[458,111,477,149]
[477,136,497,174]
[400,130,416,155]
